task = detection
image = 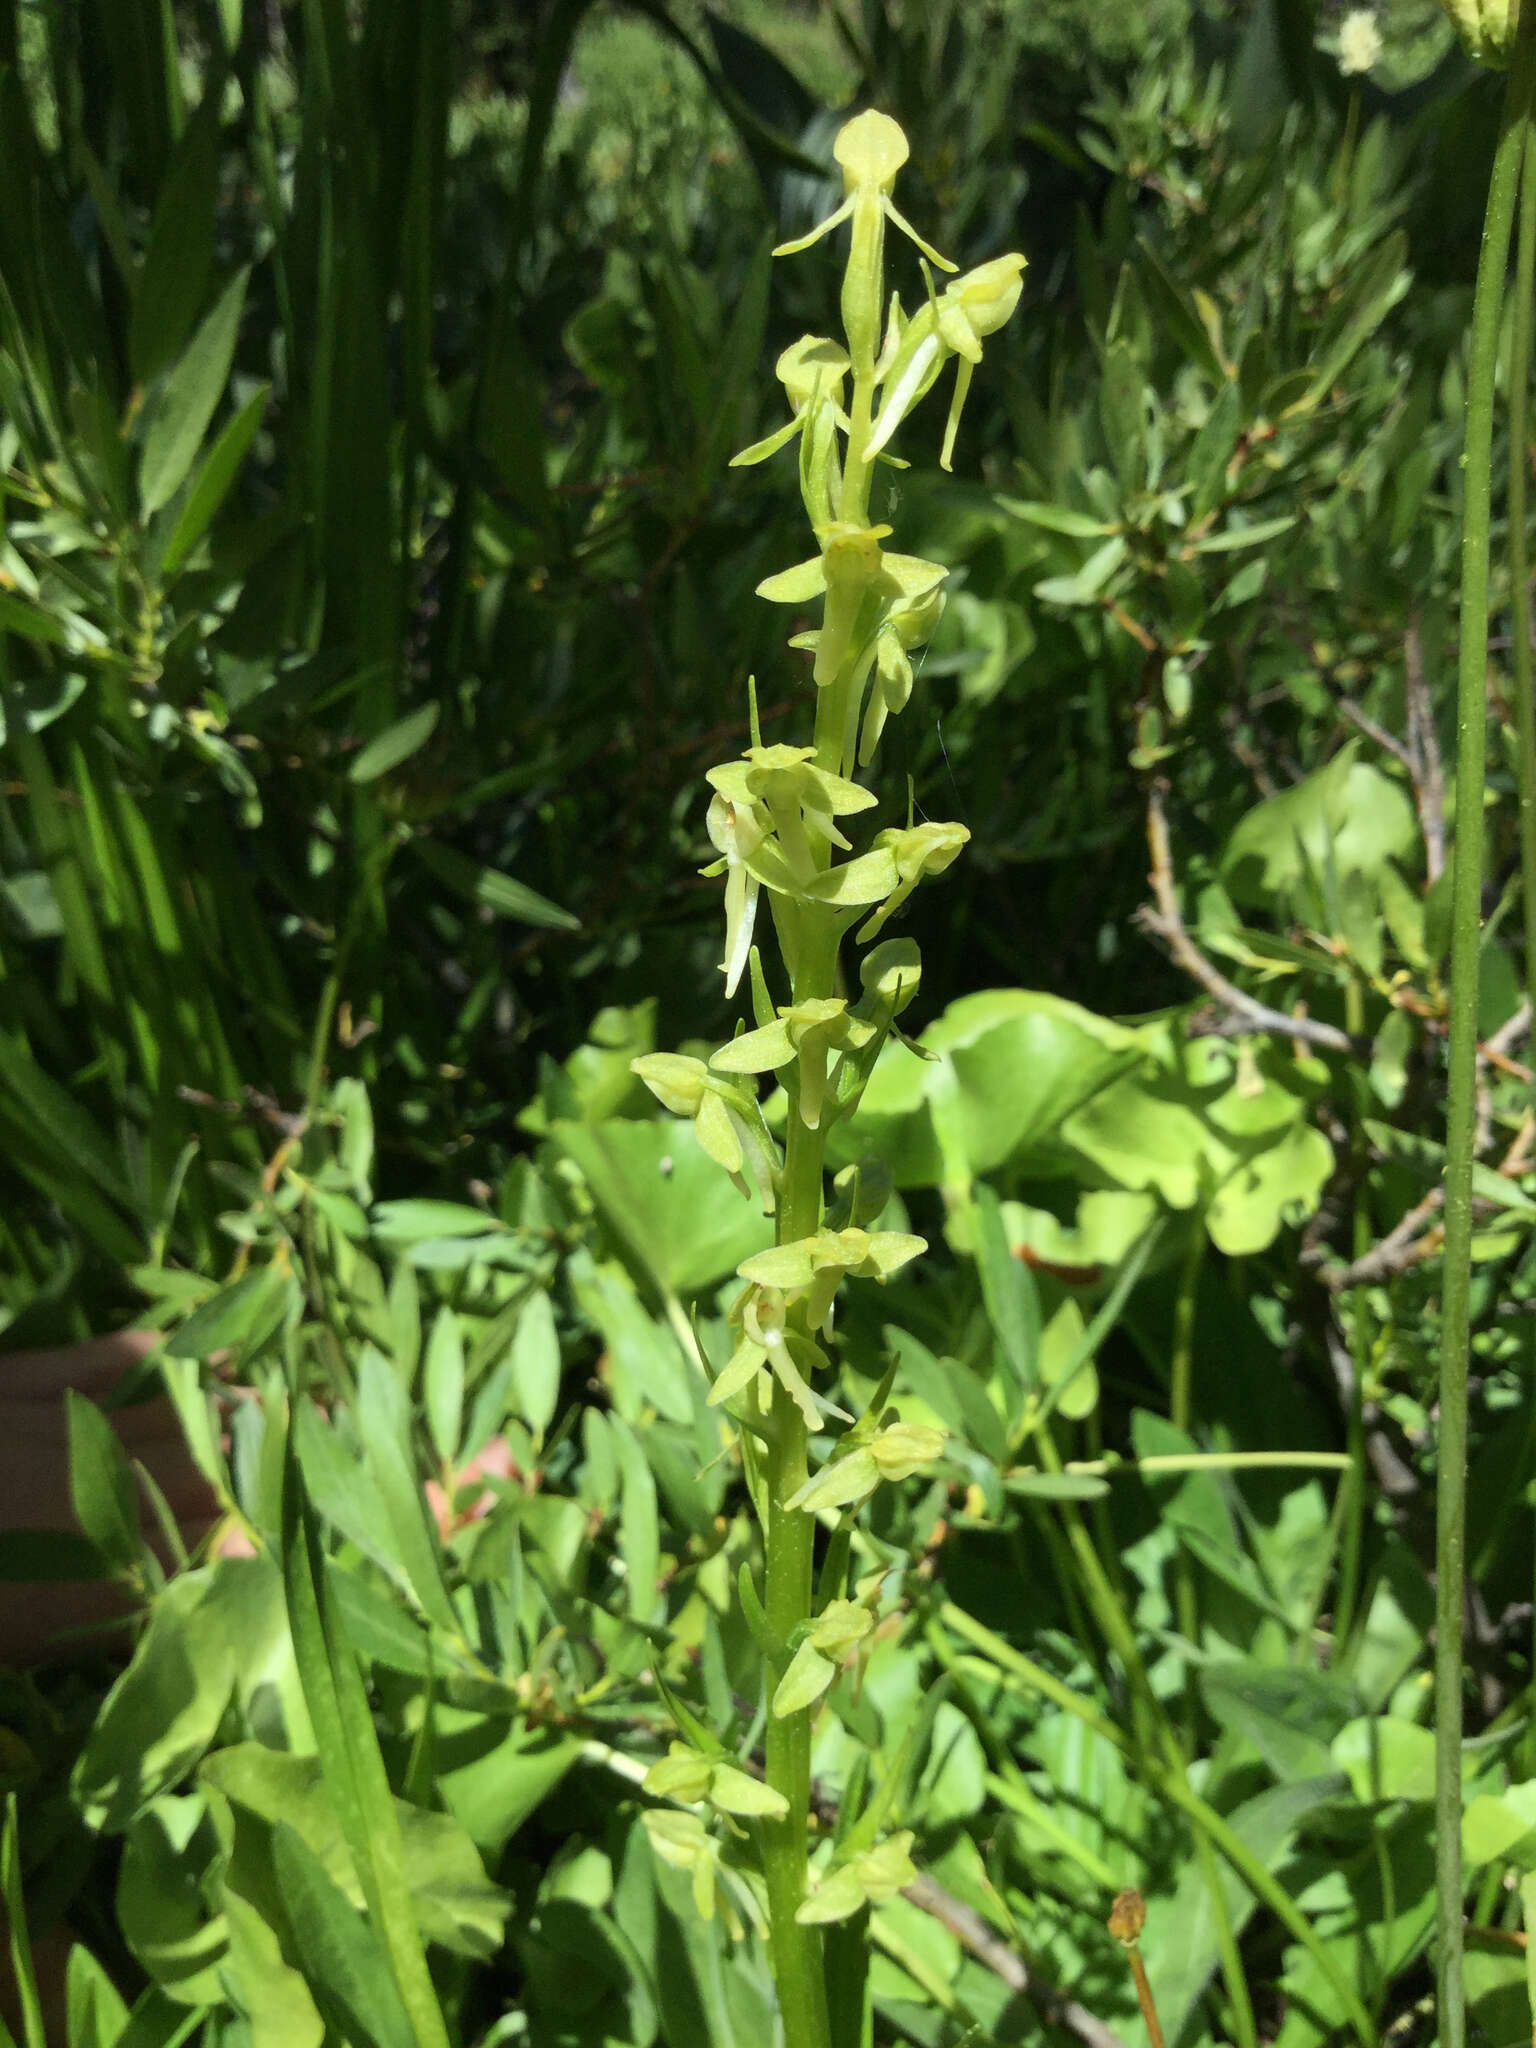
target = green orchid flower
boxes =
[737,1225,926,1341]
[706,1282,843,1430]
[795,1831,919,1926]
[642,1810,739,1931]
[758,533,947,692]
[644,1742,791,1820]
[774,111,956,372]
[856,820,970,941]
[629,1052,781,1210]
[785,1418,947,1514]
[866,253,1027,470]
[772,1597,877,1718]
[712,997,866,1131]
[732,337,851,527]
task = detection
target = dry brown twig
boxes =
[1137,784,1358,1055]
[904,1873,1134,2048]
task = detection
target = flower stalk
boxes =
[633,111,1022,2039]
[1434,6,1536,2042]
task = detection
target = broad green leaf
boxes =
[138,268,250,516]
[165,1264,294,1360]
[1142,1775,1343,2043]
[1331,1716,1436,1804]
[551,1117,773,1298]
[998,496,1118,537]
[971,1181,1037,1406]
[129,93,220,385]
[508,1287,562,1437]
[833,988,1140,1191]
[437,1721,585,1857]
[352,1349,458,1632]
[64,1943,131,2048]
[218,1887,324,2048]
[370,1200,501,1241]
[609,1415,661,1624]
[1004,1470,1109,1501]
[73,1560,288,1831]
[1201,1660,1357,1782]
[116,1794,229,2007]
[203,1745,510,1959]
[1464,1783,1536,1872]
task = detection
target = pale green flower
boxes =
[644,1741,790,1820]
[773,112,956,372]
[795,1831,919,1925]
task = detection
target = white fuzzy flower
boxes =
[1337,9,1383,73]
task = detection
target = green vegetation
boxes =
[8,1,1536,2044]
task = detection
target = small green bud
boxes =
[868,1420,946,1482]
[858,939,922,1015]
[644,1743,715,1804]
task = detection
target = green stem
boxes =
[1439,26,1536,2046]
[1168,1222,1205,1737]
[758,953,835,2048]
[1511,34,1536,1790]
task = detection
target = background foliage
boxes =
[5,1,1536,2045]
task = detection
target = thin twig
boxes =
[1139,786,1358,1055]
[1322,1188,1444,1291]
[1338,699,1414,771]
[903,1873,1134,2048]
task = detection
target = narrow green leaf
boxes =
[130,90,221,385]
[138,267,250,516]
[409,836,579,930]
[972,1183,1037,1407]
[159,381,270,577]
[2,1795,44,2048]
[268,1824,416,2048]
[280,1432,452,2048]
[348,703,440,784]
[66,1392,142,1576]
[422,1308,464,1468]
